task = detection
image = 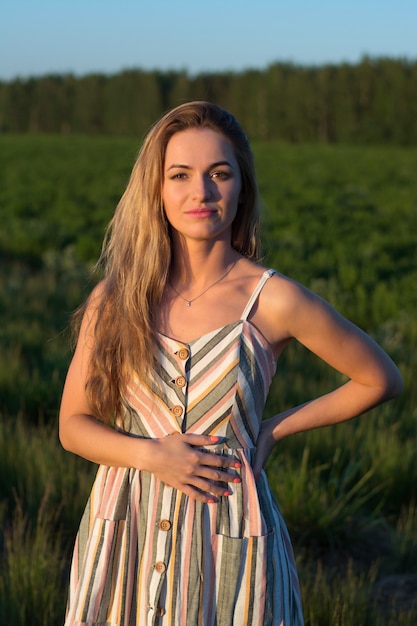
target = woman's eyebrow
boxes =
[166,160,234,171]
[166,163,191,171]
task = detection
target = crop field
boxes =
[0,135,416,624]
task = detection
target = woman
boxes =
[59,101,402,625]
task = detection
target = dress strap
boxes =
[241,269,276,321]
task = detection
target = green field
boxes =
[0,135,416,624]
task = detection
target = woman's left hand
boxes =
[253,419,277,479]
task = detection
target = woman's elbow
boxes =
[59,417,72,452]
[382,366,404,401]
[58,410,79,453]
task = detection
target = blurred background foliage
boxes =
[1,57,417,144]
[0,59,416,623]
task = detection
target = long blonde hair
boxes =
[78,101,261,423]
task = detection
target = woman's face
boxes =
[162,127,242,246]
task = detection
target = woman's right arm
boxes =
[59,287,240,502]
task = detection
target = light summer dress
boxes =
[64,269,304,626]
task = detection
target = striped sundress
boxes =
[64,269,304,626]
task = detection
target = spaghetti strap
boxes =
[64,259,304,626]
[241,269,276,321]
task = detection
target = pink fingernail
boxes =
[224,490,232,496]
[208,498,217,504]
[232,478,241,484]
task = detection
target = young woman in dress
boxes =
[59,101,402,625]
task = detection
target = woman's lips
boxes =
[185,208,217,218]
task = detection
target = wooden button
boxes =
[159,519,172,531]
[177,347,190,360]
[174,375,186,388]
[154,561,166,573]
[171,405,183,417]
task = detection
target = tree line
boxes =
[0,57,416,144]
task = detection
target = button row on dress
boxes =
[154,561,166,574]
[158,519,172,531]
[171,405,183,418]
[177,347,190,360]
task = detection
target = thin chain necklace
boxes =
[169,261,237,307]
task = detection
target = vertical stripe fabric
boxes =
[64,270,304,625]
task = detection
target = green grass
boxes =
[0,135,416,623]
[0,493,67,626]
[0,416,95,626]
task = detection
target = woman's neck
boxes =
[169,242,241,291]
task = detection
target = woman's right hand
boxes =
[144,432,241,503]
[59,284,241,503]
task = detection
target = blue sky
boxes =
[1,0,416,80]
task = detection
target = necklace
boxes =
[169,261,237,307]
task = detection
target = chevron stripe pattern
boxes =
[64,271,304,625]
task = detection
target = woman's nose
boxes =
[192,175,212,200]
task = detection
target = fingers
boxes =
[180,433,241,468]
[158,432,242,503]
[180,433,225,447]
[178,483,229,504]
[162,469,237,504]
[198,466,242,488]
[199,450,241,471]
[193,452,242,502]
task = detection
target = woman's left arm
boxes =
[253,277,403,476]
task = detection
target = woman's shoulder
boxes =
[75,279,109,336]
[84,279,110,311]
[263,269,322,312]
[235,260,310,309]
[252,268,324,340]
[90,278,108,298]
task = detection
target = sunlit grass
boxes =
[268,446,385,551]
[0,137,416,623]
[300,560,417,626]
[0,416,95,625]
[0,415,95,532]
[0,493,66,626]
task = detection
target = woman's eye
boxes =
[211,170,229,180]
[170,172,187,180]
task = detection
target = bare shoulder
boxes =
[87,279,108,308]
[75,279,109,350]
[252,270,335,350]
[81,279,109,321]
[259,271,316,320]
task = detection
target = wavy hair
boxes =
[77,101,261,423]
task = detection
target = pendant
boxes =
[186,301,191,307]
